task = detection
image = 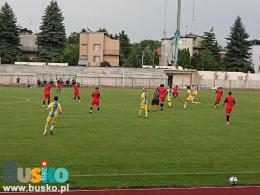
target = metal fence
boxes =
[0,73,167,88]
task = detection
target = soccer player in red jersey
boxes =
[89,87,101,113]
[173,85,179,100]
[56,80,61,94]
[43,82,51,107]
[223,91,236,125]
[214,87,223,108]
[159,84,166,111]
[73,82,80,102]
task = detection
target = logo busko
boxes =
[3,160,69,184]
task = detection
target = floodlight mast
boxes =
[167,0,181,67]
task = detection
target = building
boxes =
[250,45,260,73]
[79,32,120,67]
[158,33,203,66]
[19,32,38,61]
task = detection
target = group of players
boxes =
[139,84,236,125]
[42,81,235,135]
[42,81,101,135]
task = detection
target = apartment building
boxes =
[79,32,120,67]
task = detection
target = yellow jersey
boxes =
[48,101,62,118]
[186,89,193,101]
[140,92,148,106]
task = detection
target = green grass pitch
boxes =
[0,87,260,188]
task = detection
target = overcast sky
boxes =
[1,0,260,46]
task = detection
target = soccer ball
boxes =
[229,176,238,185]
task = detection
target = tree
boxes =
[200,27,221,62]
[200,49,219,71]
[225,16,252,72]
[124,44,142,68]
[63,32,79,65]
[37,0,66,62]
[191,53,202,69]
[118,30,130,66]
[143,45,153,65]
[178,49,191,68]
[140,40,161,65]
[0,3,20,64]
[100,61,111,67]
[97,27,118,40]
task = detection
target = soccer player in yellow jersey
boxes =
[43,96,62,135]
[166,86,173,107]
[184,86,200,109]
[192,85,198,100]
[138,88,148,118]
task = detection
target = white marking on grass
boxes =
[0,96,31,105]
[69,171,260,177]
[250,100,260,104]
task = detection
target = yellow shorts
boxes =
[167,96,172,102]
[46,116,58,124]
[140,104,148,110]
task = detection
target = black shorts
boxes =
[151,99,159,106]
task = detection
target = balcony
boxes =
[104,50,119,56]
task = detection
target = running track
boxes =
[2,186,260,195]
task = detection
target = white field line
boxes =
[0,96,31,105]
[0,171,260,179]
[68,171,260,177]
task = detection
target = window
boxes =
[81,44,88,48]
[93,56,101,62]
[258,66,260,72]
[81,55,88,60]
[93,44,101,51]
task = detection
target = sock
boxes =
[160,103,163,111]
[47,99,50,105]
[97,107,100,111]
[43,100,45,106]
[50,125,54,131]
[74,97,76,101]
[138,110,142,116]
[78,96,80,101]
[227,115,230,122]
[145,109,148,118]
[184,102,187,109]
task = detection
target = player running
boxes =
[173,85,179,100]
[166,86,173,107]
[73,82,80,102]
[149,88,160,112]
[56,80,61,94]
[89,87,101,113]
[43,96,62,136]
[184,86,200,109]
[138,88,148,118]
[223,92,235,125]
[42,82,51,107]
[192,85,198,101]
[159,84,166,111]
[214,87,223,108]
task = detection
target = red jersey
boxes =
[92,90,100,101]
[74,84,80,96]
[216,88,223,97]
[173,87,178,95]
[44,84,51,95]
[224,96,235,108]
[57,83,61,89]
[159,87,166,97]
